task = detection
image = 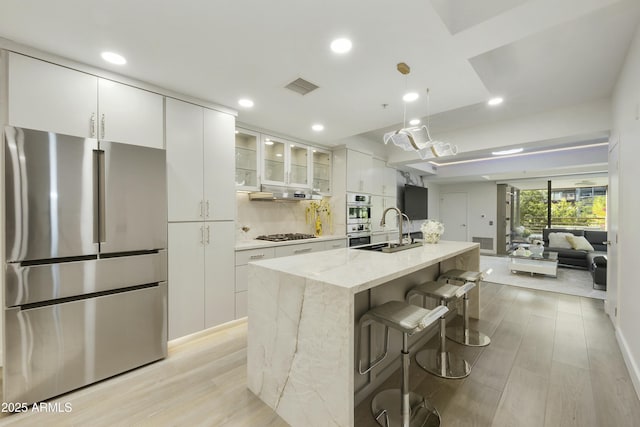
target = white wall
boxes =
[610,23,640,397]
[437,181,498,252]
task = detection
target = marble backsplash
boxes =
[236,192,339,240]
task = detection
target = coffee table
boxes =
[508,251,558,277]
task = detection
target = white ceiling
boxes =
[0,0,638,163]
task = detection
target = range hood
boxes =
[249,185,322,201]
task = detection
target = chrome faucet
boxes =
[381,206,404,245]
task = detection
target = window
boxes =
[513,185,607,237]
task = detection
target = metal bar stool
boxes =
[438,269,491,347]
[357,300,449,427]
[406,281,473,379]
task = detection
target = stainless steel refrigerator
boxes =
[3,126,168,403]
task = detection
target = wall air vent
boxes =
[284,78,319,95]
[472,237,494,250]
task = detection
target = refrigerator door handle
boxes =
[93,149,106,244]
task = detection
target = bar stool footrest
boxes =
[446,326,491,347]
[371,389,441,427]
[415,348,471,379]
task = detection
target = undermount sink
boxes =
[353,242,422,253]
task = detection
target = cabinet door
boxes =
[98,79,164,148]
[371,158,385,196]
[312,148,332,194]
[8,52,97,137]
[168,223,205,340]
[166,98,204,222]
[288,143,310,187]
[262,137,286,185]
[235,129,260,190]
[383,166,397,197]
[371,196,384,232]
[203,108,236,221]
[346,150,373,193]
[204,222,236,328]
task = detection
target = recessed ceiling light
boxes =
[101,51,126,65]
[275,153,283,157]
[403,92,419,102]
[234,130,239,134]
[409,119,421,126]
[264,140,274,145]
[330,38,352,54]
[312,124,324,131]
[238,98,254,108]
[492,148,523,156]
[488,97,503,106]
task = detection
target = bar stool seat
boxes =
[406,281,474,379]
[358,300,448,427]
[438,269,491,347]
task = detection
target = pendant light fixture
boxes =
[383,63,458,159]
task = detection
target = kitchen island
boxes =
[247,240,480,427]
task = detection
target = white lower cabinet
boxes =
[234,238,347,319]
[168,221,235,340]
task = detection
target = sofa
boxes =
[542,228,608,269]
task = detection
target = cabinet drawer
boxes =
[275,242,322,258]
[324,239,347,250]
[236,247,276,266]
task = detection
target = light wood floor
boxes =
[2,283,639,426]
[356,282,640,427]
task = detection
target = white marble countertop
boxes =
[250,240,479,294]
[235,234,346,250]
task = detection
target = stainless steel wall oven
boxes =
[347,193,372,246]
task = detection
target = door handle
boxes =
[90,113,96,137]
[199,200,204,218]
[100,114,106,139]
[200,226,205,245]
[206,225,211,244]
[294,248,312,254]
[206,200,210,218]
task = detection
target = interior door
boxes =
[99,141,167,253]
[606,138,619,322]
[440,192,468,242]
[4,126,98,261]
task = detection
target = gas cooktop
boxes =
[256,233,317,242]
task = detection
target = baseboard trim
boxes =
[616,327,640,401]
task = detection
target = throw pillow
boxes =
[548,232,573,249]
[566,235,595,251]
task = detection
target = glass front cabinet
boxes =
[235,129,260,191]
[261,136,311,188]
[236,130,331,194]
[312,148,331,194]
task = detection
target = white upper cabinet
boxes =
[312,148,332,195]
[8,52,98,138]
[261,136,311,188]
[346,149,373,194]
[8,52,163,148]
[203,107,235,221]
[371,158,398,197]
[235,128,260,191]
[97,79,163,148]
[166,98,205,222]
[166,98,235,222]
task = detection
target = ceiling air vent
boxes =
[284,78,319,95]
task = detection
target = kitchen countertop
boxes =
[249,240,479,294]
[235,234,346,250]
